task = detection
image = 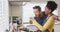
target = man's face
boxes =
[33,9,41,16]
[45,7,51,14]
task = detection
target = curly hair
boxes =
[46,1,58,12]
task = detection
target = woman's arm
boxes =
[42,17,55,31]
[31,17,55,31]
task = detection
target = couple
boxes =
[30,1,60,32]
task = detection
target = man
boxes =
[30,6,47,25]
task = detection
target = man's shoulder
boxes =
[42,11,47,16]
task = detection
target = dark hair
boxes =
[33,6,41,11]
[46,1,58,12]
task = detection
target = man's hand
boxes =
[52,15,60,21]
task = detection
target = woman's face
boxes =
[45,7,51,14]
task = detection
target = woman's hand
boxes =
[29,17,34,24]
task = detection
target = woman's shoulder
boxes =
[51,15,57,20]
